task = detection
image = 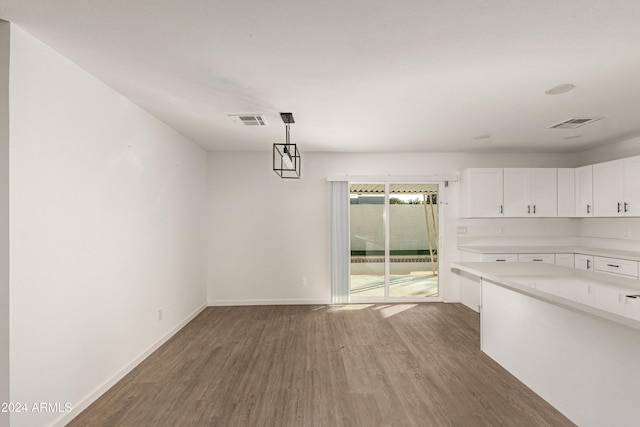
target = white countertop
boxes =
[451,261,640,331]
[459,245,640,261]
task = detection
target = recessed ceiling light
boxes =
[562,135,582,140]
[473,134,491,140]
[545,84,575,95]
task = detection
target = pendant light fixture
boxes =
[273,112,301,179]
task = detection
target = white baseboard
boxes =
[50,303,207,427]
[208,298,330,306]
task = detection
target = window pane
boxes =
[388,184,439,298]
[350,184,385,298]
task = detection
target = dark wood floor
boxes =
[69,303,575,426]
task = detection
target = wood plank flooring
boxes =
[68,303,575,426]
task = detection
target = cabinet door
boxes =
[529,168,558,217]
[557,168,575,217]
[623,155,640,216]
[575,254,594,271]
[555,253,575,268]
[593,256,639,278]
[481,254,518,262]
[592,285,627,316]
[518,253,555,264]
[593,159,624,216]
[575,165,593,217]
[460,169,503,217]
[503,168,529,217]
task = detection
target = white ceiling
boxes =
[2,0,640,154]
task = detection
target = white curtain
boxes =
[330,181,350,304]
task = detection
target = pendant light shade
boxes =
[273,112,301,179]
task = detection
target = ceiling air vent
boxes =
[548,117,601,129]
[228,114,268,126]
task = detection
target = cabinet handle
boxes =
[527,205,531,214]
[587,259,591,269]
[607,264,620,268]
[618,202,622,213]
[500,205,503,214]
[625,202,629,212]
[586,204,591,214]
[533,259,543,262]
[496,259,506,262]
[533,205,536,214]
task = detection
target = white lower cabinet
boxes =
[625,295,640,321]
[473,251,640,280]
[517,253,555,264]
[557,280,592,305]
[593,256,639,278]
[575,254,594,271]
[481,254,518,262]
[592,285,627,315]
[555,253,575,268]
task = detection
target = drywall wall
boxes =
[577,135,640,166]
[207,151,576,306]
[0,19,9,427]
[9,26,207,427]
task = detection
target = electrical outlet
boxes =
[456,226,468,235]
[158,309,163,321]
[300,277,307,286]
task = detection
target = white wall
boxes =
[0,19,9,427]
[9,26,208,427]
[207,151,576,306]
[350,204,439,252]
[577,135,640,166]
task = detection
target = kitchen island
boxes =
[451,262,640,427]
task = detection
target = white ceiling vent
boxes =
[228,114,268,126]
[548,117,601,129]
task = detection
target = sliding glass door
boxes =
[349,184,386,298]
[349,183,440,302]
[388,184,439,298]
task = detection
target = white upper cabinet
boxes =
[557,168,575,217]
[458,156,640,218]
[459,168,503,217]
[593,155,640,216]
[503,169,528,217]
[593,159,624,216]
[575,165,593,217]
[624,155,640,216]
[503,168,557,217]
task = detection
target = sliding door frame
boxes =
[349,181,443,304]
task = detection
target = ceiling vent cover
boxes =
[228,114,268,126]
[548,117,601,129]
